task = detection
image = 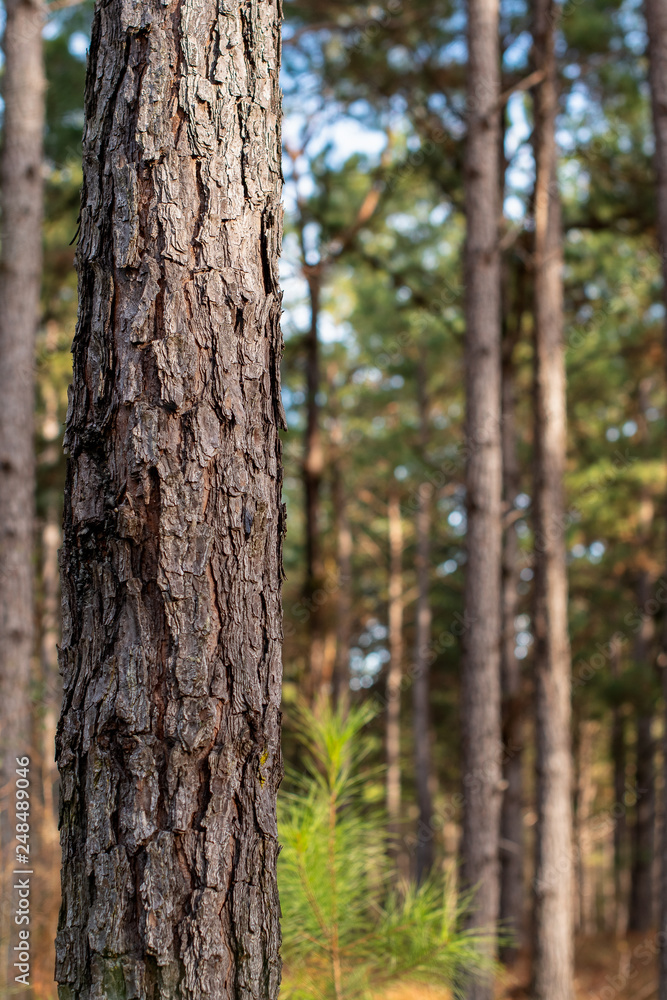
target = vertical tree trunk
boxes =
[628,403,655,933]
[386,489,404,831]
[573,719,596,936]
[646,4,667,993]
[56,3,284,998]
[32,506,62,999]
[331,416,351,704]
[413,360,434,884]
[38,506,62,838]
[303,273,326,699]
[531,3,574,998]
[0,0,44,991]
[499,311,524,965]
[610,637,628,933]
[628,569,656,932]
[461,1,503,992]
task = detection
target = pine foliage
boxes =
[278,701,495,999]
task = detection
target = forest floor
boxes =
[378,934,661,1000]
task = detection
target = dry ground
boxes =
[376,934,661,1000]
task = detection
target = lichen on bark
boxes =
[56,2,285,998]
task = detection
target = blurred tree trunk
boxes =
[628,561,656,933]
[461,0,503,993]
[331,416,352,703]
[628,393,655,933]
[499,298,524,966]
[531,2,574,998]
[413,357,434,884]
[56,3,284,997]
[303,271,326,699]
[574,718,596,936]
[610,636,628,933]
[646,2,667,993]
[38,505,61,838]
[387,489,404,832]
[32,505,61,999]
[0,0,44,991]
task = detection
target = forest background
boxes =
[1,0,666,998]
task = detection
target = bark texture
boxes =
[56,3,284,999]
[531,3,574,998]
[0,0,44,822]
[646,2,667,993]
[461,1,503,993]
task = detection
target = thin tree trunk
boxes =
[461,1,503,992]
[32,506,62,999]
[531,3,574,998]
[0,0,44,991]
[629,397,656,933]
[499,306,524,965]
[331,417,351,704]
[387,490,404,830]
[610,636,628,934]
[413,359,434,884]
[304,273,326,700]
[629,704,655,931]
[574,719,596,936]
[56,4,284,997]
[646,2,667,992]
[39,504,62,837]
[628,569,656,932]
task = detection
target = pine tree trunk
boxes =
[331,418,351,704]
[574,719,596,936]
[628,460,655,932]
[32,507,62,999]
[499,313,524,966]
[610,637,628,933]
[413,361,434,884]
[56,3,284,998]
[303,272,326,699]
[531,3,574,998]
[629,704,655,932]
[646,2,667,992]
[627,564,655,933]
[0,0,44,991]
[386,490,404,829]
[461,0,503,991]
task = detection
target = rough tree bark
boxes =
[56,3,284,999]
[413,359,434,884]
[645,2,667,993]
[0,0,45,990]
[461,0,503,991]
[499,306,524,965]
[531,2,574,998]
